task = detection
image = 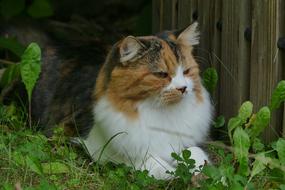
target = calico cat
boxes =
[31,22,213,179]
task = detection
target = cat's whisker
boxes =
[212,53,239,85]
[193,55,210,65]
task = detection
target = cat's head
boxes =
[95,22,203,117]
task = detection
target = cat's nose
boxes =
[177,86,187,94]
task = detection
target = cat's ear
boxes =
[177,22,199,46]
[119,36,145,64]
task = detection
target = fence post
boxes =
[279,1,285,138]
[250,0,282,142]
[219,0,251,120]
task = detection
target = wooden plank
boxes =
[152,0,177,32]
[210,0,222,114]
[250,0,282,142]
[177,0,191,28]
[152,0,162,33]
[196,0,214,71]
[219,0,251,120]
[153,0,197,33]
[177,0,197,29]
[171,0,178,29]
[211,0,222,69]
[161,0,178,30]
[278,0,285,137]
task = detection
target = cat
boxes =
[31,22,213,179]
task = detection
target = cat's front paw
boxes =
[140,155,174,180]
[187,146,209,172]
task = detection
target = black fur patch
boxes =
[156,31,181,61]
[32,43,106,137]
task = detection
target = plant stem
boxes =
[29,100,32,129]
[0,59,16,65]
[0,79,19,102]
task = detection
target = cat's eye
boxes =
[153,71,169,78]
[183,68,191,75]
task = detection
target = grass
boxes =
[0,104,170,190]
[0,127,170,189]
[1,86,285,189]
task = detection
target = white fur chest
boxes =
[83,88,213,166]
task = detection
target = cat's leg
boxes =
[138,147,209,179]
[187,146,209,172]
[139,154,175,179]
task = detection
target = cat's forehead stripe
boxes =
[156,32,180,61]
[162,39,180,61]
[160,40,178,75]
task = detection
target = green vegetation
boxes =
[0,0,52,19]
[0,42,284,189]
[202,67,218,95]
[0,110,161,189]
[0,0,284,188]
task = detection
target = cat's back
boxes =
[32,42,106,137]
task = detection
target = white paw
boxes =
[187,146,209,172]
[140,155,175,180]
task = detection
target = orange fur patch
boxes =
[106,65,169,118]
[167,33,177,41]
[159,40,177,76]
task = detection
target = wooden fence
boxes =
[152,0,285,142]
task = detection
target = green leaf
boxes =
[228,118,242,133]
[0,37,25,57]
[238,101,253,124]
[0,0,25,18]
[228,117,242,144]
[275,138,285,163]
[12,151,25,166]
[250,156,266,180]
[171,152,183,162]
[271,141,277,150]
[267,158,281,170]
[20,43,41,101]
[269,80,285,111]
[280,184,285,190]
[248,107,270,138]
[252,138,264,152]
[38,180,57,190]
[42,162,69,174]
[213,115,225,128]
[0,64,20,88]
[233,127,250,176]
[182,149,191,160]
[26,156,43,175]
[202,68,218,94]
[175,163,192,183]
[202,165,221,180]
[184,157,195,167]
[2,183,13,190]
[27,0,53,18]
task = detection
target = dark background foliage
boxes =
[0,0,152,65]
[0,0,152,38]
